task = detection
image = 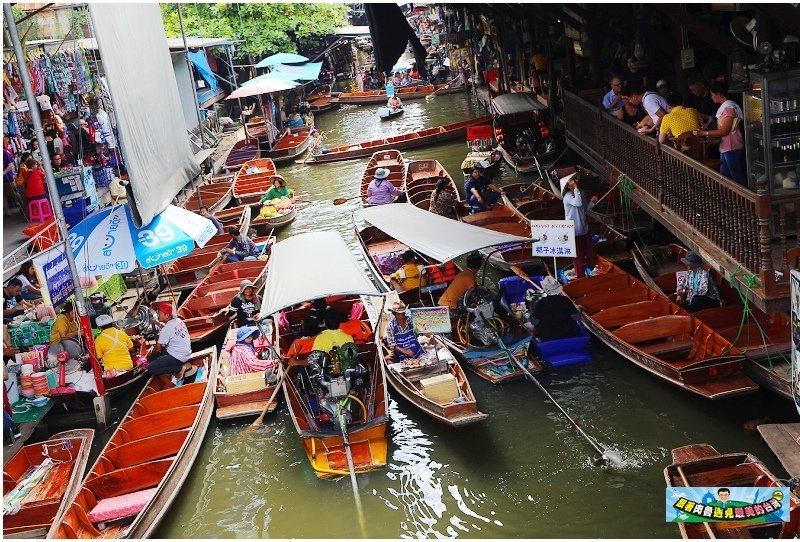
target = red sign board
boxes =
[467,125,493,141]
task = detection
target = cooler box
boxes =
[224,371,266,394]
[420,373,459,404]
[62,196,90,229]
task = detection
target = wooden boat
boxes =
[214,323,282,420]
[3,429,94,538]
[307,85,337,114]
[404,159,462,211]
[458,202,533,271]
[164,251,223,292]
[305,116,493,164]
[461,150,502,175]
[103,366,149,398]
[492,93,561,172]
[560,257,758,399]
[263,232,390,479]
[356,204,546,384]
[378,106,404,120]
[181,183,232,213]
[335,83,467,105]
[249,203,297,234]
[664,443,800,539]
[233,158,277,204]
[211,204,252,233]
[178,259,269,345]
[244,115,274,142]
[51,348,217,539]
[632,243,794,400]
[268,126,314,165]
[224,138,260,171]
[374,301,488,427]
[360,150,406,206]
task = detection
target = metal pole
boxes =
[225,43,243,115]
[4,4,108,401]
[178,4,206,151]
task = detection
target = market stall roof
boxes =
[227,77,300,99]
[255,53,309,69]
[357,204,531,264]
[491,93,547,116]
[23,36,234,52]
[258,231,383,318]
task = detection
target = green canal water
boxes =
[127,92,794,538]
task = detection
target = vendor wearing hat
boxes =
[366,168,402,205]
[230,279,261,327]
[385,301,425,362]
[528,276,581,342]
[87,291,112,328]
[260,176,292,204]
[148,303,193,379]
[226,326,279,379]
[94,314,134,373]
[675,251,721,312]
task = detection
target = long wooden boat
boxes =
[360,150,406,206]
[664,443,800,539]
[268,127,314,165]
[211,204,252,233]
[164,251,223,292]
[404,159,462,211]
[307,85,337,114]
[178,259,269,345]
[335,83,467,105]
[374,300,488,427]
[224,138,261,171]
[214,323,281,420]
[181,183,233,213]
[458,202,533,271]
[244,115,274,142]
[632,243,794,400]
[3,429,94,538]
[356,213,545,385]
[378,106,404,120]
[263,232,390,479]
[249,203,297,234]
[560,257,758,399]
[233,158,277,204]
[305,116,493,165]
[50,348,217,539]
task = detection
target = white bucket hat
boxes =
[541,276,563,296]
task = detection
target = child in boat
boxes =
[385,301,425,362]
[94,314,134,373]
[227,326,279,379]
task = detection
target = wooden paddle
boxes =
[510,264,545,291]
[333,196,359,206]
[251,365,289,426]
[425,78,456,100]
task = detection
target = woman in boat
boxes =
[563,175,598,279]
[260,176,292,204]
[286,317,321,358]
[285,107,304,129]
[230,279,261,327]
[87,291,112,328]
[16,261,42,302]
[674,251,722,312]
[385,301,426,362]
[528,276,581,341]
[227,326,279,379]
[388,249,425,291]
[428,178,458,216]
[94,314,134,374]
[48,300,84,365]
[387,95,403,110]
[366,168,401,205]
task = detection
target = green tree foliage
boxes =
[159,3,349,60]
[10,6,39,43]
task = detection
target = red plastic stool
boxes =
[28,198,53,224]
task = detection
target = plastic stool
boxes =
[28,198,53,224]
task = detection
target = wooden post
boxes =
[756,176,776,295]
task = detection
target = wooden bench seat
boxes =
[640,339,694,357]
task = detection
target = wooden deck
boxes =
[757,423,800,477]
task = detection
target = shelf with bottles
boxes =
[768,97,800,116]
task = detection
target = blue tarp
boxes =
[273,62,322,81]
[187,50,218,93]
[255,53,309,68]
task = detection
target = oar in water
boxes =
[338,401,368,538]
[333,196,359,206]
[494,335,619,466]
[251,364,289,426]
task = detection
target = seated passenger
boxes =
[312,312,354,353]
[385,301,425,361]
[230,279,261,327]
[260,176,292,204]
[387,95,403,110]
[388,249,425,291]
[428,178,458,216]
[529,276,581,341]
[222,226,261,263]
[675,251,721,313]
[366,168,401,205]
[227,326,279,379]
[465,166,502,211]
[287,318,321,358]
[94,314,133,372]
[48,300,84,364]
[439,253,481,310]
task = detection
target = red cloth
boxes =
[24,168,46,199]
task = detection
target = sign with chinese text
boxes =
[666,487,790,523]
[33,249,75,308]
[409,306,452,334]
[530,220,576,258]
[791,270,800,414]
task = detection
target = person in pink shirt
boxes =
[693,82,746,187]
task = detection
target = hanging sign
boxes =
[791,270,800,414]
[530,220,576,258]
[409,306,452,334]
[33,249,75,308]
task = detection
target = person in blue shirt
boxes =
[602,77,624,113]
[199,206,224,235]
[465,166,502,211]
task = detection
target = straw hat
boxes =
[389,301,408,313]
[541,276,563,296]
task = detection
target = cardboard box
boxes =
[420,373,459,404]
[224,371,266,394]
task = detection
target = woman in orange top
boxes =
[286,318,320,358]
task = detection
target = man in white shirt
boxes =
[563,175,598,279]
[147,303,193,378]
[601,77,624,113]
[627,86,670,135]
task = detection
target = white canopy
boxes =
[357,204,531,263]
[259,231,382,318]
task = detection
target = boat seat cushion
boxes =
[87,487,158,524]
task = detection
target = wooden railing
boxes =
[562,91,799,302]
